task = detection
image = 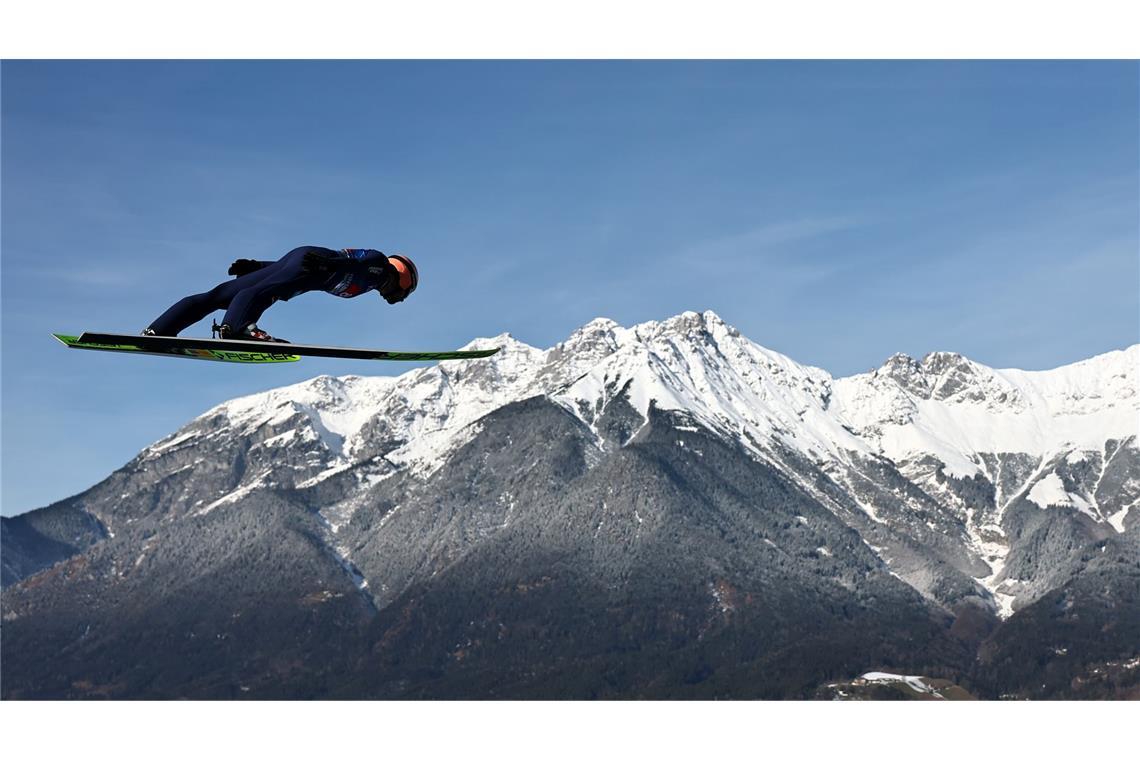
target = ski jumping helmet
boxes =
[381,254,418,304]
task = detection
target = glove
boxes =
[301,250,335,275]
[228,259,266,277]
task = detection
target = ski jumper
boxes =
[146,246,392,336]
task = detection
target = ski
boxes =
[55,332,501,363]
[53,333,301,364]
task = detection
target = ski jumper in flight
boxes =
[144,246,418,342]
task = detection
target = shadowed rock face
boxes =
[3,314,1137,699]
[1,501,106,587]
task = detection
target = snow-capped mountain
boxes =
[171,311,1137,520]
[3,311,1137,699]
[127,310,1135,613]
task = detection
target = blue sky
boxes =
[2,60,1137,516]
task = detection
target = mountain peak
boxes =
[863,350,1019,407]
[920,350,973,373]
[460,331,533,353]
[577,316,621,333]
[876,352,924,386]
[560,317,623,350]
[659,309,731,334]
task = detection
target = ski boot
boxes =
[213,320,290,343]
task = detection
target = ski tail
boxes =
[52,334,302,364]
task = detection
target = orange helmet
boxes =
[381,254,418,303]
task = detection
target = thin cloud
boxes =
[681,215,867,267]
[15,265,139,288]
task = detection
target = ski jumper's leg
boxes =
[146,264,283,336]
[221,247,324,333]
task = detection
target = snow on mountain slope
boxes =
[218,374,399,458]
[832,346,1139,477]
[825,344,1137,611]
[555,312,871,464]
[142,311,1138,546]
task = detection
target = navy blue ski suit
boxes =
[146,246,393,336]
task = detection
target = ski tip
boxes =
[456,347,502,359]
[52,333,80,346]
